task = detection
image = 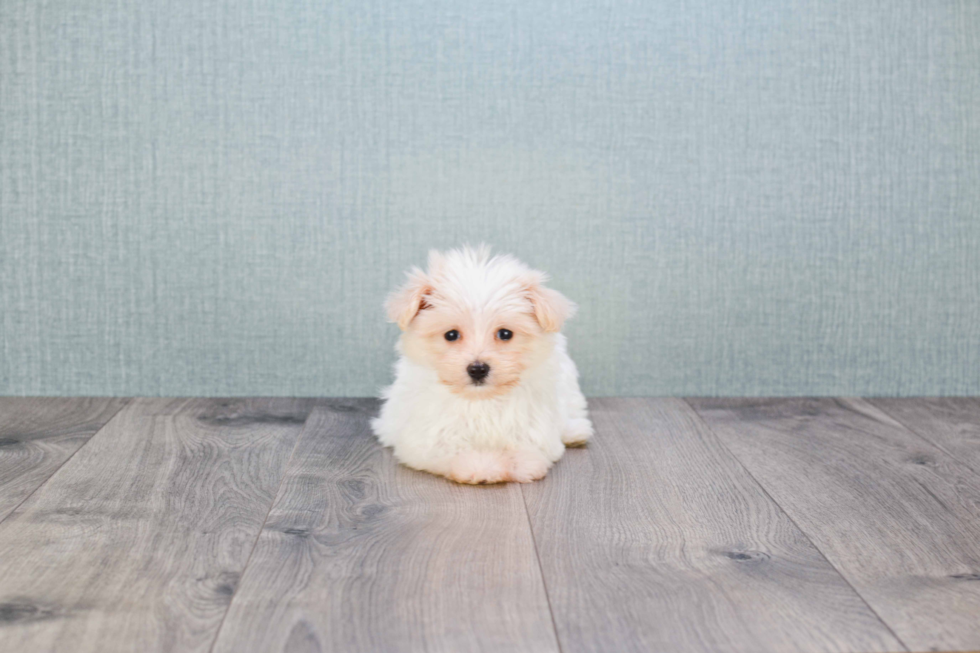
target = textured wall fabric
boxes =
[1,0,978,397]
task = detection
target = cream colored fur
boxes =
[372,245,593,484]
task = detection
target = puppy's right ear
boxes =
[385,267,432,330]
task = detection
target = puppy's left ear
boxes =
[525,273,576,333]
[385,267,432,330]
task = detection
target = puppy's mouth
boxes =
[456,375,520,399]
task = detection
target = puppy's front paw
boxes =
[509,449,551,483]
[562,417,593,447]
[449,450,511,485]
[447,449,551,484]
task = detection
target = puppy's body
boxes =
[372,246,592,484]
[374,332,591,482]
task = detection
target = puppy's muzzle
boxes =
[466,361,491,384]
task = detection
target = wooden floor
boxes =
[1,398,979,653]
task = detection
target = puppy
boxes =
[371,245,593,484]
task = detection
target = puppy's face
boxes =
[386,247,575,400]
[403,302,545,398]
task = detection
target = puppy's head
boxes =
[386,245,575,399]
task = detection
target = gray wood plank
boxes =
[689,397,980,653]
[0,397,129,522]
[211,399,560,653]
[522,397,903,653]
[869,398,980,474]
[0,397,317,653]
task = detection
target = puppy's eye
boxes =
[497,328,513,341]
[444,330,460,341]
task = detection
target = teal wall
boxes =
[2,0,979,397]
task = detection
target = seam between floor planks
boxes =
[204,402,319,653]
[209,400,560,653]
[869,400,963,461]
[0,398,324,653]
[687,397,980,653]
[868,398,980,477]
[4,398,980,653]
[522,397,904,653]
[0,398,132,526]
[681,398,911,653]
[520,483,565,653]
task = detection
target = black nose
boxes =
[467,362,490,382]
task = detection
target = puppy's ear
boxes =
[426,249,446,275]
[525,273,576,333]
[385,267,432,330]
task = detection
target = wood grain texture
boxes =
[522,398,903,653]
[869,398,980,474]
[0,397,129,522]
[211,399,560,653]
[689,397,980,653]
[0,398,317,653]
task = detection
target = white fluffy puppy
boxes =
[372,245,593,484]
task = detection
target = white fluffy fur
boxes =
[372,245,593,484]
